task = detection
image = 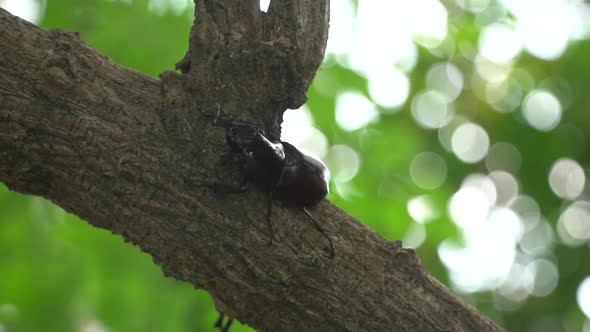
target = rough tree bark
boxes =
[0,2,504,332]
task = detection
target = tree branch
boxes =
[0,4,504,332]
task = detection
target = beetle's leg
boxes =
[214,311,225,329]
[302,207,335,258]
[184,176,247,194]
[266,192,275,246]
[213,311,234,332]
[222,319,234,332]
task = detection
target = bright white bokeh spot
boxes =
[281,107,313,142]
[485,142,522,174]
[410,0,449,48]
[327,0,452,106]
[281,107,328,159]
[510,0,575,60]
[448,186,493,228]
[578,277,590,319]
[410,152,448,190]
[438,222,517,292]
[522,90,562,131]
[573,3,590,40]
[489,171,519,205]
[348,3,419,75]
[407,195,439,224]
[324,145,361,183]
[411,91,454,129]
[325,0,355,58]
[368,68,410,109]
[426,62,464,101]
[559,201,590,242]
[1,0,43,23]
[440,200,529,292]
[488,207,524,242]
[549,158,585,200]
[451,123,490,163]
[259,0,270,12]
[462,174,498,207]
[479,23,522,63]
[527,259,559,297]
[403,224,427,249]
[335,92,379,131]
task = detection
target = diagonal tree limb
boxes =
[0,3,504,332]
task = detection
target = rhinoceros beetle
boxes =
[202,117,333,257]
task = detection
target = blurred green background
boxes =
[1,0,590,331]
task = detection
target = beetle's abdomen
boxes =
[276,165,329,206]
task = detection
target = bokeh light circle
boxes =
[528,259,559,297]
[335,92,379,131]
[522,90,562,131]
[548,158,585,200]
[479,23,522,63]
[368,68,410,109]
[578,277,590,319]
[410,152,448,190]
[411,90,454,129]
[509,195,541,232]
[324,145,361,183]
[448,186,493,227]
[451,123,490,163]
[485,142,522,174]
[463,174,498,207]
[558,201,590,242]
[489,171,519,205]
[407,195,439,224]
[485,79,523,113]
[426,62,464,101]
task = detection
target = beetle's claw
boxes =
[214,311,234,332]
[302,207,335,259]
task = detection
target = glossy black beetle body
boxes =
[216,119,333,258]
[225,121,330,205]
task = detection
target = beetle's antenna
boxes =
[302,207,334,258]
